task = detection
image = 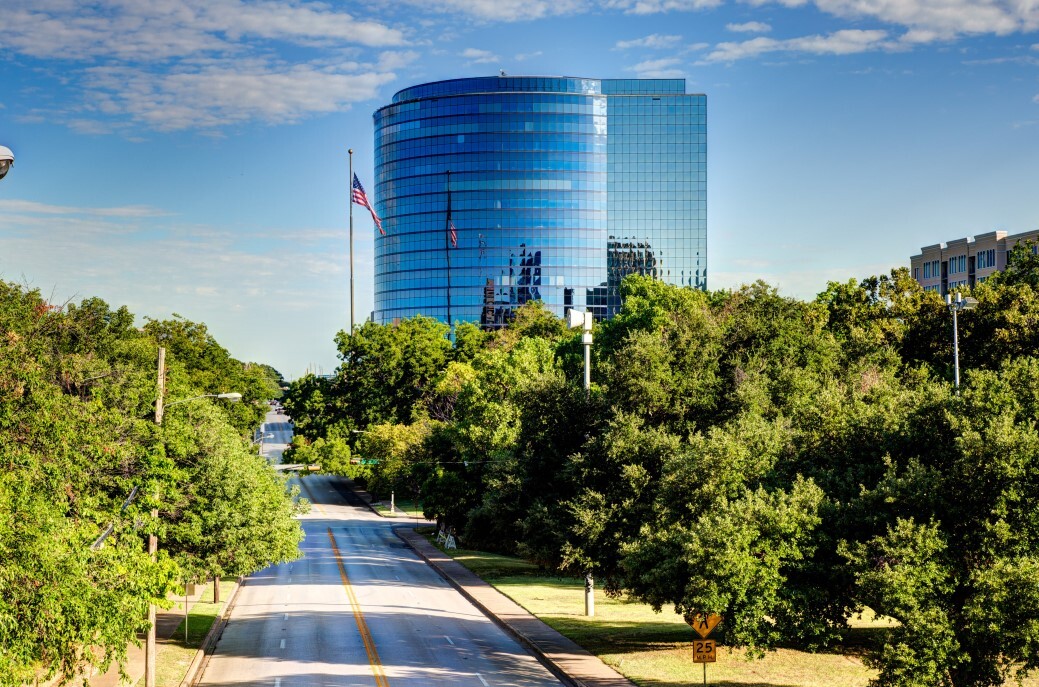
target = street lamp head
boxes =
[0,146,14,181]
[566,308,585,329]
[948,293,979,311]
[216,392,243,402]
[566,308,593,331]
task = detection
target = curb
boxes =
[395,527,637,687]
[179,578,245,687]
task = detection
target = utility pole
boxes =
[146,346,165,687]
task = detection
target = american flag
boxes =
[352,173,384,235]
[449,221,458,248]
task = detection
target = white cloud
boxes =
[515,51,544,61]
[606,0,1039,42]
[702,29,892,62]
[0,200,168,218]
[409,0,590,21]
[461,48,500,64]
[1034,94,1039,104]
[727,21,772,32]
[615,34,683,49]
[81,62,397,131]
[604,0,723,14]
[377,51,422,71]
[1,0,404,62]
[0,0,405,133]
[761,0,1039,40]
[626,57,686,78]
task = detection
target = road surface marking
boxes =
[476,673,489,686]
[275,679,281,687]
[445,636,454,645]
[280,639,285,649]
[283,613,289,620]
[328,528,389,687]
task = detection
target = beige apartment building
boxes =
[910,228,1039,296]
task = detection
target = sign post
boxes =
[686,612,722,685]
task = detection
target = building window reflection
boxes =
[372,76,706,328]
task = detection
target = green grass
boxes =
[428,540,1039,687]
[371,498,424,517]
[134,579,236,687]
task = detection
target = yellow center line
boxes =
[328,527,390,687]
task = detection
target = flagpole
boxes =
[445,169,453,329]
[348,148,355,333]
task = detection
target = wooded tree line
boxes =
[0,283,304,686]
[286,245,1039,687]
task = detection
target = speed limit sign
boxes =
[693,639,716,663]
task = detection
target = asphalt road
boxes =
[197,411,564,687]
[257,408,293,465]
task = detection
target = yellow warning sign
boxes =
[689,613,723,638]
[693,639,717,663]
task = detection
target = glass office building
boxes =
[372,76,706,327]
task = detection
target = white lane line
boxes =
[275,679,281,687]
[280,639,286,649]
[445,636,454,645]
[283,613,289,620]
[476,673,489,687]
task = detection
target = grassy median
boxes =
[425,530,1039,687]
[134,579,236,687]
[371,497,424,518]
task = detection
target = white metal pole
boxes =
[585,572,595,617]
[349,148,355,333]
[146,347,165,687]
[953,296,960,393]
[582,314,594,616]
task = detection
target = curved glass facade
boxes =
[373,76,706,327]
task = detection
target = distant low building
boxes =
[910,228,1039,295]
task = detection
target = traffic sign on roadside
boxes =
[688,612,723,638]
[693,639,716,663]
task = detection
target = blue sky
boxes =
[1,0,1037,379]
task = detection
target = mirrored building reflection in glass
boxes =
[372,76,706,328]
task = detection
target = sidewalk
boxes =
[345,480,637,687]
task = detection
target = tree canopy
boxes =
[288,270,1039,686]
[0,283,302,686]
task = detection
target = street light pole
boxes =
[947,292,978,394]
[566,308,595,616]
[146,347,165,687]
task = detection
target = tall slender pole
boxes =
[445,169,453,328]
[349,148,355,333]
[582,315,594,617]
[952,296,961,393]
[583,336,591,398]
[146,347,165,687]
